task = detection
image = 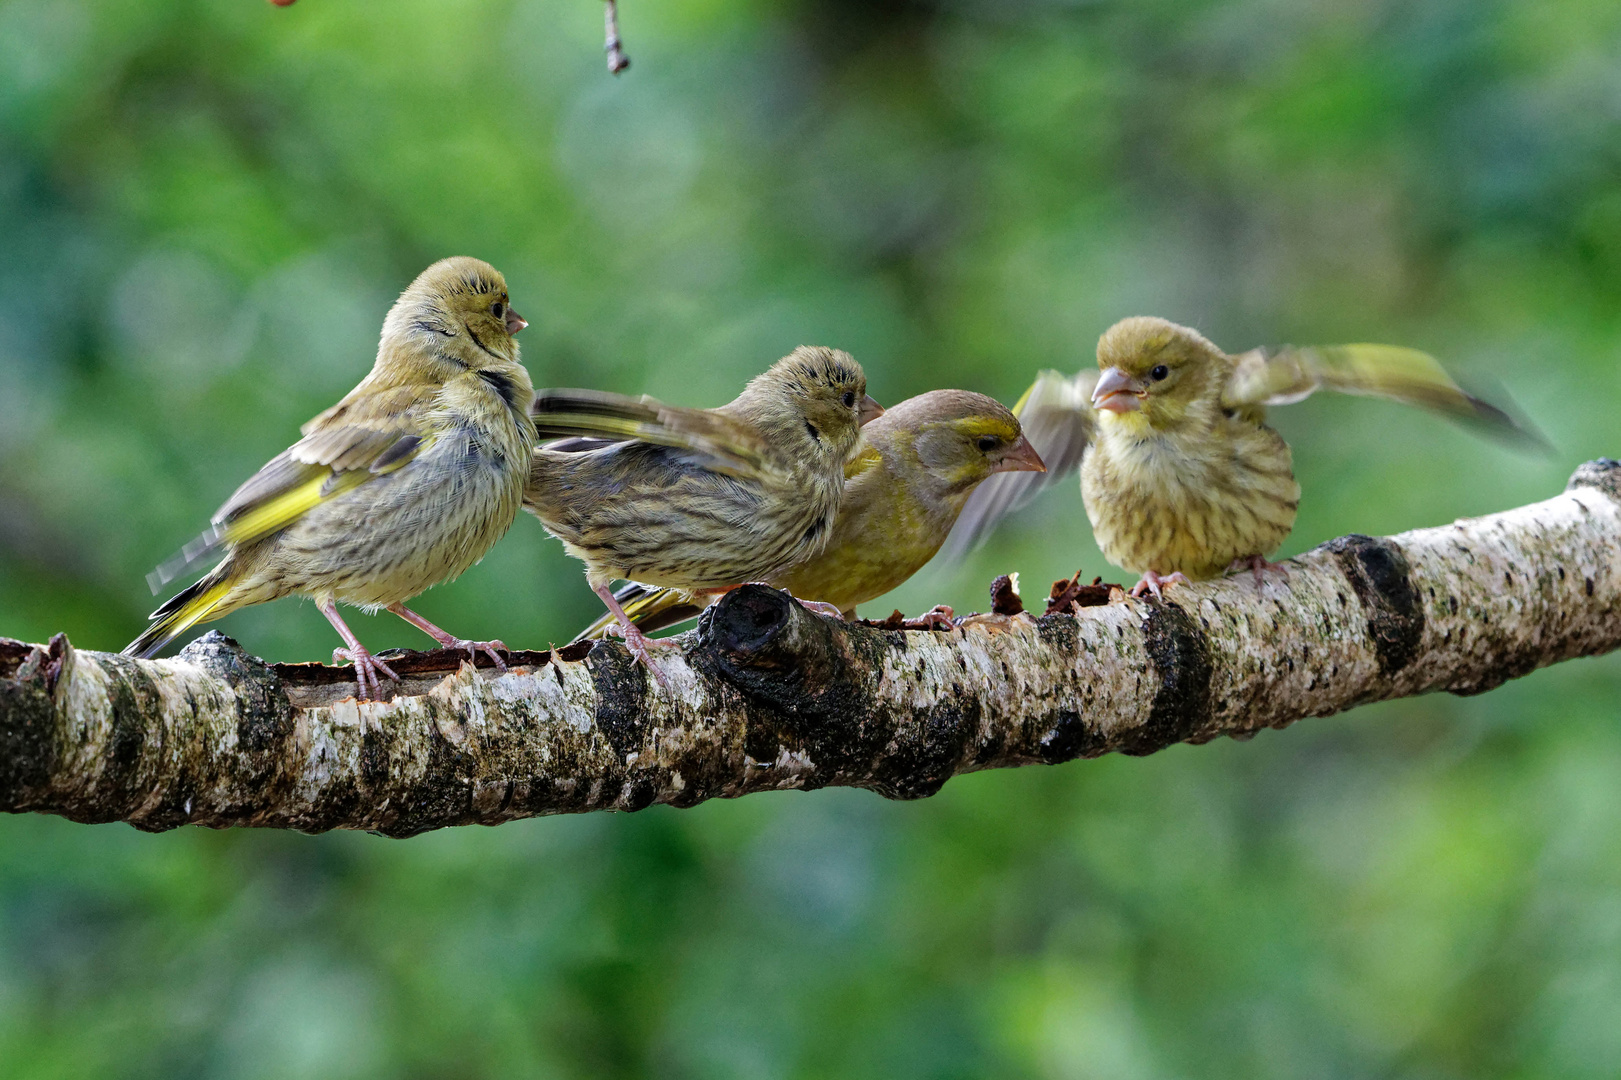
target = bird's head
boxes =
[881,390,1045,500]
[739,345,884,464]
[1092,316,1228,431]
[383,256,528,373]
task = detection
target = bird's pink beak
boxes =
[506,307,528,335]
[991,434,1046,474]
[859,395,885,426]
[1092,366,1145,413]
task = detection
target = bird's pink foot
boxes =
[1227,555,1289,588]
[591,583,674,689]
[605,622,672,688]
[1128,571,1190,601]
[797,598,846,619]
[385,604,508,670]
[317,598,400,702]
[443,637,509,671]
[332,646,400,702]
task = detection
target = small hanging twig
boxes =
[604,0,631,74]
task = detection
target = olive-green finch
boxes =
[950,316,1532,598]
[127,257,536,700]
[573,389,1045,639]
[524,346,882,671]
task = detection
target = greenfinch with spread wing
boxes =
[949,316,1533,598]
[126,257,537,699]
[572,389,1046,639]
[523,346,883,669]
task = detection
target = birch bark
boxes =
[3,460,1617,837]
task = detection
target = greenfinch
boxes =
[572,389,1046,639]
[523,347,882,669]
[126,257,537,700]
[949,316,1531,598]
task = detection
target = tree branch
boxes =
[3,461,1618,837]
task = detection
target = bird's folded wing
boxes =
[540,436,620,454]
[1223,344,1537,441]
[531,389,771,477]
[941,369,1098,561]
[146,385,435,591]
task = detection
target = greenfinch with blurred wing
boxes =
[126,257,537,700]
[937,368,1098,567]
[571,389,1046,639]
[949,316,1534,598]
[523,346,883,669]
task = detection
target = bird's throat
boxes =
[1099,409,1155,438]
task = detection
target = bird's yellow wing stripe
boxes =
[220,470,369,547]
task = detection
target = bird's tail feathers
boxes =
[573,583,706,643]
[124,567,234,659]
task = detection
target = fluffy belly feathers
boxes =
[1082,420,1300,579]
[235,425,525,609]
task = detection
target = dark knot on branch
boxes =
[692,585,982,801]
[1323,535,1424,678]
[697,585,855,729]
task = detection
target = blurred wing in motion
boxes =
[531,389,773,478]
[1224,344,1543,445]
[941,369,1099,561]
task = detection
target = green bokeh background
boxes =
[2,0,1620,1076]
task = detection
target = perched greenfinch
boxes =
[573,389,1047,639]
[522,347,882,669]
[950,316,1532,598]
[126,257,537,699]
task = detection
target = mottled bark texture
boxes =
[3,461,1619,838]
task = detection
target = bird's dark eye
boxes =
[1150,364,1170,381]
[842,391,856,408]
[977,435,1000,452]
[492,301,505,319]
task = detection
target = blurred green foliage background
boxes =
[1,0,1619,1075]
